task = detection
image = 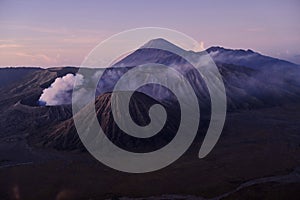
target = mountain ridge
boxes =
[1,39,299,69]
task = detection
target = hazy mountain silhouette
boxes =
[0,39,300,151]
[1,39,300,145]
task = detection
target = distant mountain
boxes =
[115,38,299,69]
[206,46,299,69]
[1,39,300,151]
[99,39,300,110]
[113,38,191,69]
[142,38,188,56]
[0,67,42,88]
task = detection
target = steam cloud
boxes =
[39,73,84,106]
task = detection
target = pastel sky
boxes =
[0,0,300,67]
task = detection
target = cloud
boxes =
[0,44,22,48]
[39,73,84,106]
[15,52,51,63]
[192,41,205,52]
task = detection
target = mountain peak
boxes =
[205,46,226,52]
[141,38,186,54]
[142,38,176,47]
[206,46,257,55]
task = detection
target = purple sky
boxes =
[0,0,299,67]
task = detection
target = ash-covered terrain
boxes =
[0,39,300,200]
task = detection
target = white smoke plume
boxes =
[39,73,84,106]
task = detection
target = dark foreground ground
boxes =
[1,104,300,200]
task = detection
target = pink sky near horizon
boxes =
[1,0,300,67]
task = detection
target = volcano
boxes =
[1,39,300,151]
